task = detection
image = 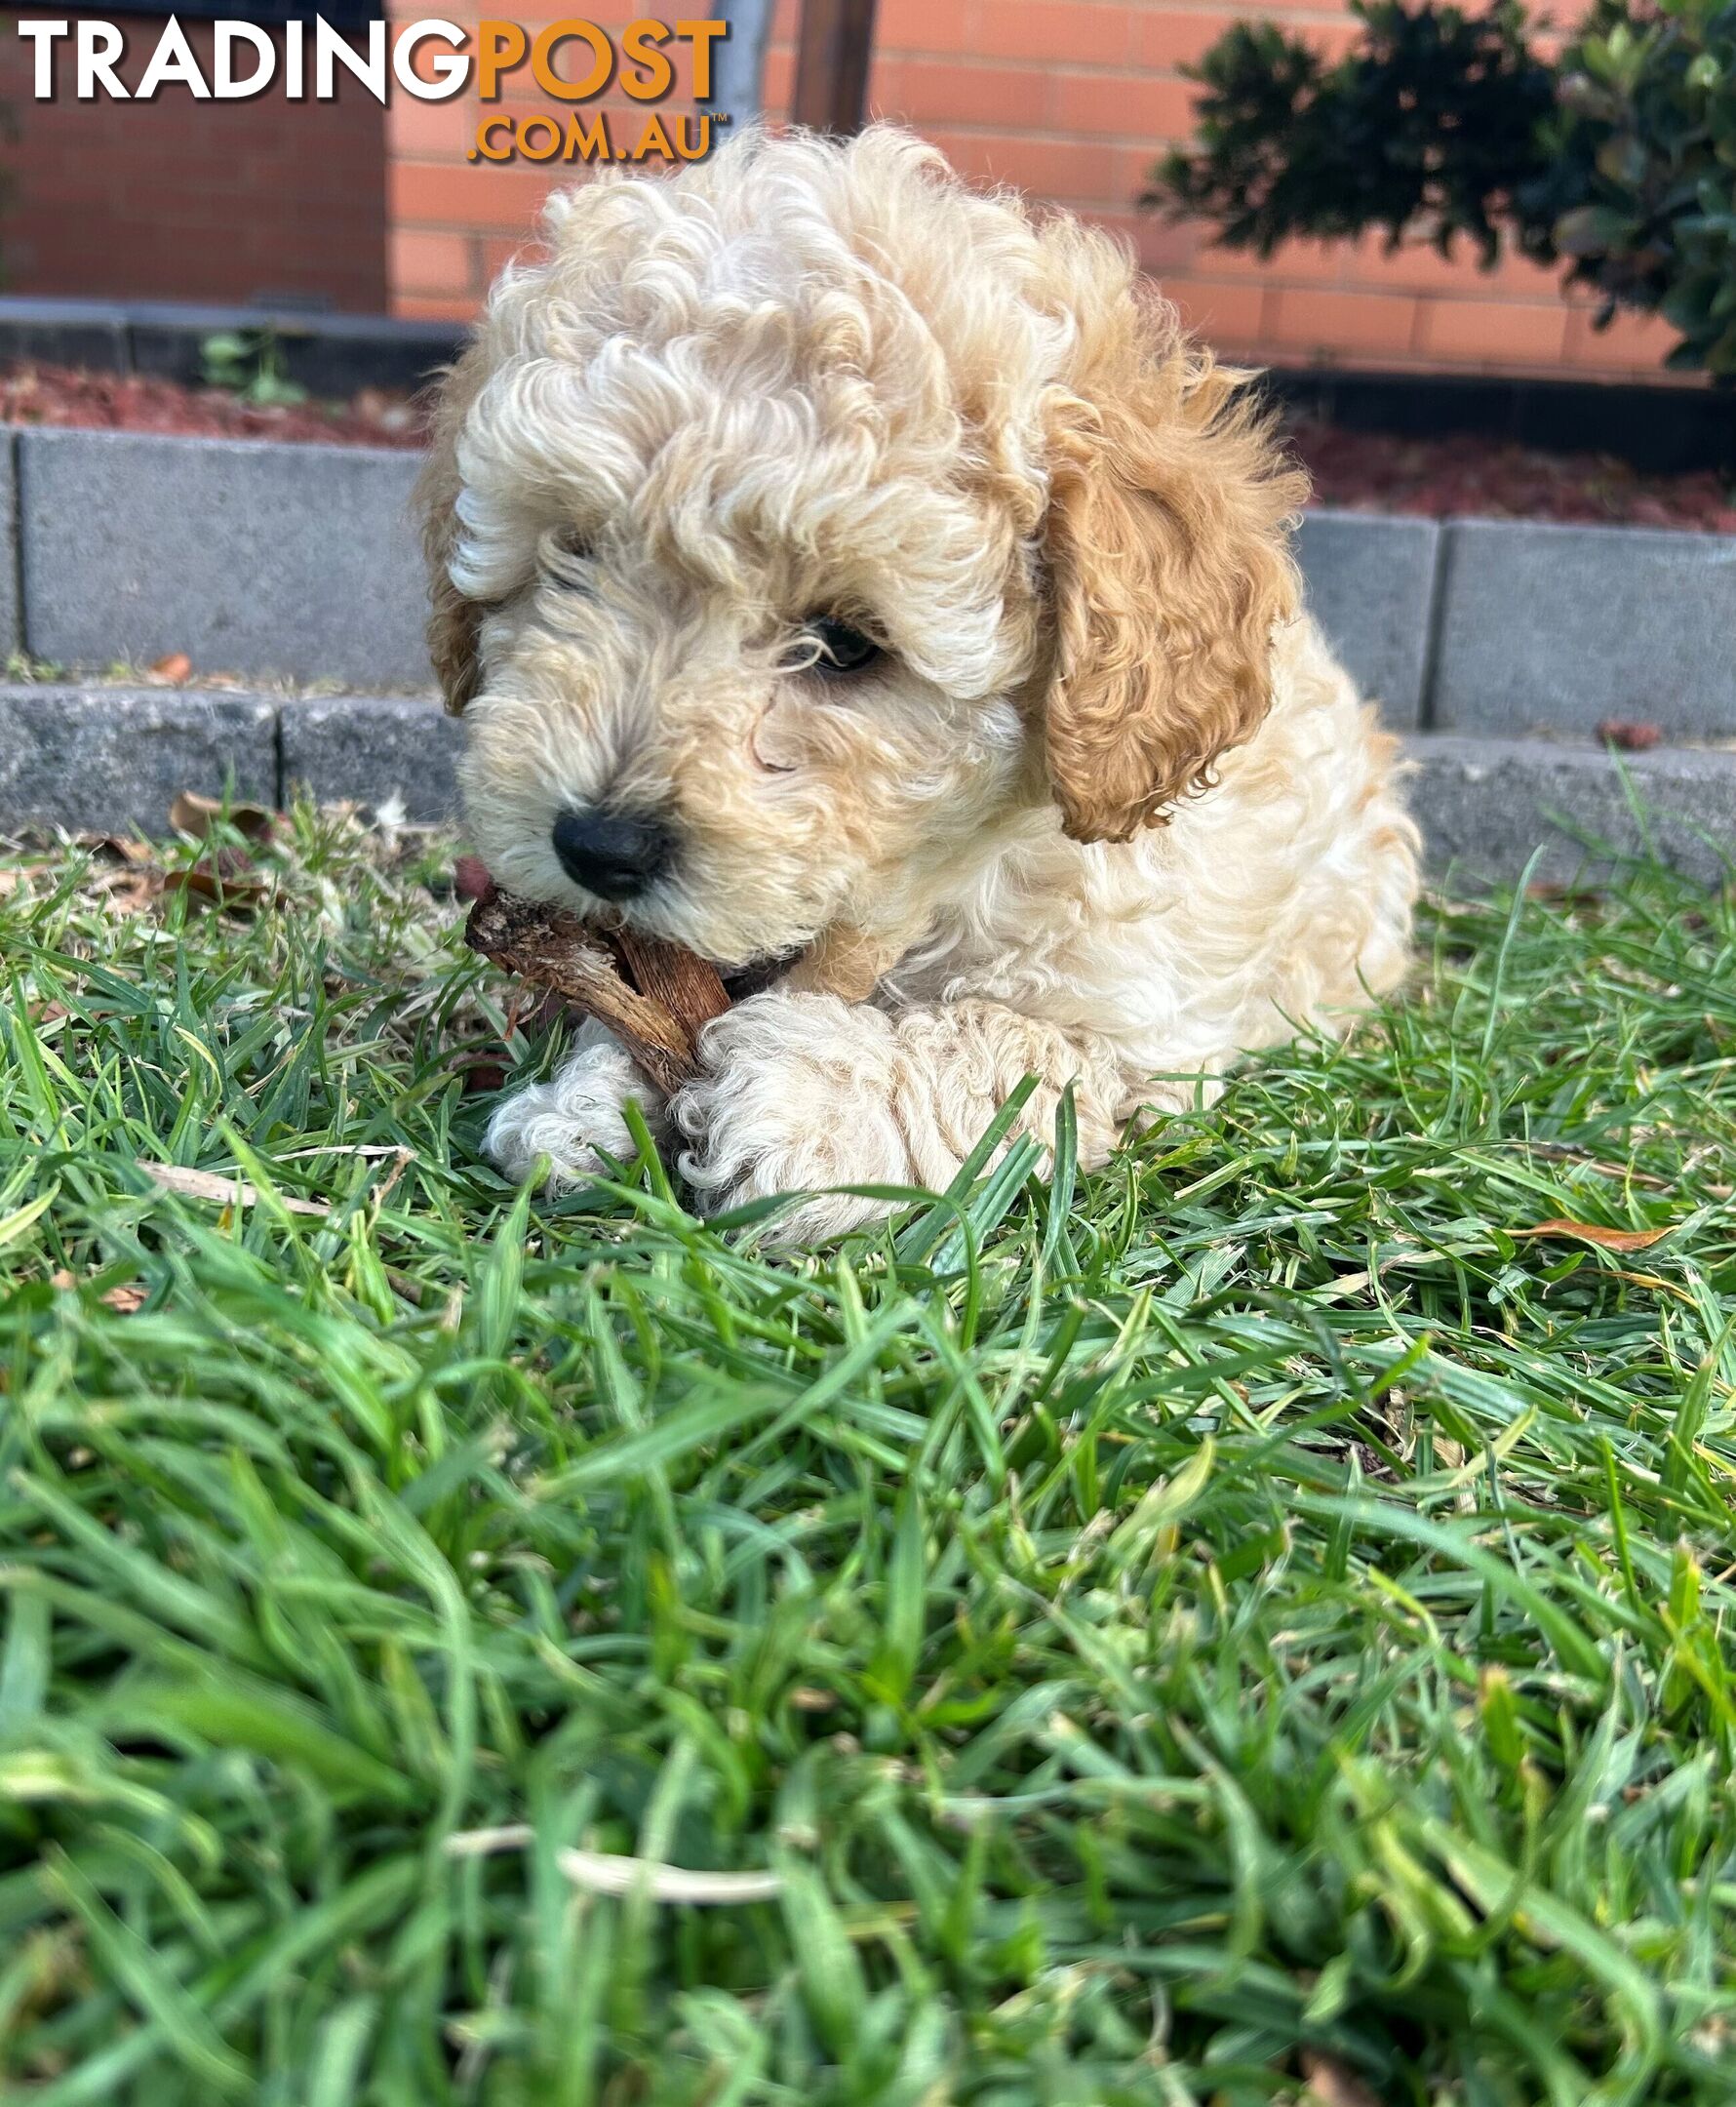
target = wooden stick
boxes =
[464,887,728,1095]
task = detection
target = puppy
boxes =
[421,126,1420,1242]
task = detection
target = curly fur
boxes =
[421,126,1420,1241]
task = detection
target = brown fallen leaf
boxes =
[1596,718,1663,752]
[46,1273,146,1312]
[169,789,276,844]
[454,1052,509,1096]
[148,651,193,685]
[0,862,54,895]
[161,850,267,912]
[72,832,156,865]
[141,1163,329,1216]
[1513,1217,1673,1252]
[454,855,493,902]
[1300,2053,1383,2107]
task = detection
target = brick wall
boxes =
[1,14,387,312]
[386,0,1684,384]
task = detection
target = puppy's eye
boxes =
[802,616,882,676]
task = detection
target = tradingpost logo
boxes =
[19,17,730,166]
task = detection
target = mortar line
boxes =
[1416,521,1454,734]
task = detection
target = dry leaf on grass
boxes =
[168,789,277,844]
[161,850,267,912]
[142,1163,329,1216]
[1300,2052,1383,2107]
[1514,1217,1673,1252]
[1596,718,1663,752]
[48,1272,147,1312]
[454,855,493,902]
[0,862,54,895]
[147,651,193,686]
[72,832,155,865]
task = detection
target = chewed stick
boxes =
[463,882,730,1095]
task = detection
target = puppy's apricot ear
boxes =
[1042,300,1306,844]
[414,346,488,716]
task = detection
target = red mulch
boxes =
[1,361,1728,530]
[1289,416,1736,534]
[0,363,428,448]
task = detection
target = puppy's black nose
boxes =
[550,808,673,900]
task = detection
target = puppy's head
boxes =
[422,128,1304,968]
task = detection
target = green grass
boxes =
[1,806,1733,2106]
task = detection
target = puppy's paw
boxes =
[670,991,907,1243]
[483,1033,663,1193]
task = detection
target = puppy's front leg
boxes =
[670,991,1134,1242]
[484,1019,667,1191]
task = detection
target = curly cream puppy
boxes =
[421,126,1419,1241]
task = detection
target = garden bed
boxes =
[1289,414,1736,534]
[3,360,1731,531]
[0,362,426,451]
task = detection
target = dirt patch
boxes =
[0,363,428,449]
[3,360,1729,531]
[1290,416,1735,534]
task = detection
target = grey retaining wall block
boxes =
[1404,735,1736,886]
[1433,520,1736,738]
[281,695,464,823]
[0,686,276,833]
[20,430,428,689]
[1295,511,1439,728]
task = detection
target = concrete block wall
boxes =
[4,427,1736,880]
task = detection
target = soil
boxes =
[1287,415,1736,534]
[3,360,1729,531]
[0,363,428,449]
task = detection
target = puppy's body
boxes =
[426,128,1419,1239]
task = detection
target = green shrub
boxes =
[1149,0,1736,378]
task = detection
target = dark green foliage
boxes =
[1522,0,1736,371]
[1153,2,1556,264]
[1151,0,1736,378]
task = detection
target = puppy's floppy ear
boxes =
[414,343,489,717]
[1041,291,1307,844]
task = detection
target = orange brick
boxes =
[922,127,1125,205]
[1339,230,1562,298]
[1561,302,1678,374]
[874,0,982,57]
[390,226,474,296]
[974,2,1133,64]
[761,45,795,114]
[1132,9,1236,70]
[1092,208,1200,273]
[1052,71,1196,139]
[1166,275,1269,346]
[481,231,547,281]
[393,291,478,321]
[1419,297,1567,365]
[870,57,1050,128]
[386,94,472,158]
[390,158,554,231]
[1211,237,1347,287]
[1268,287,1419,357]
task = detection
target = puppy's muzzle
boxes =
[550,807,673,901]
